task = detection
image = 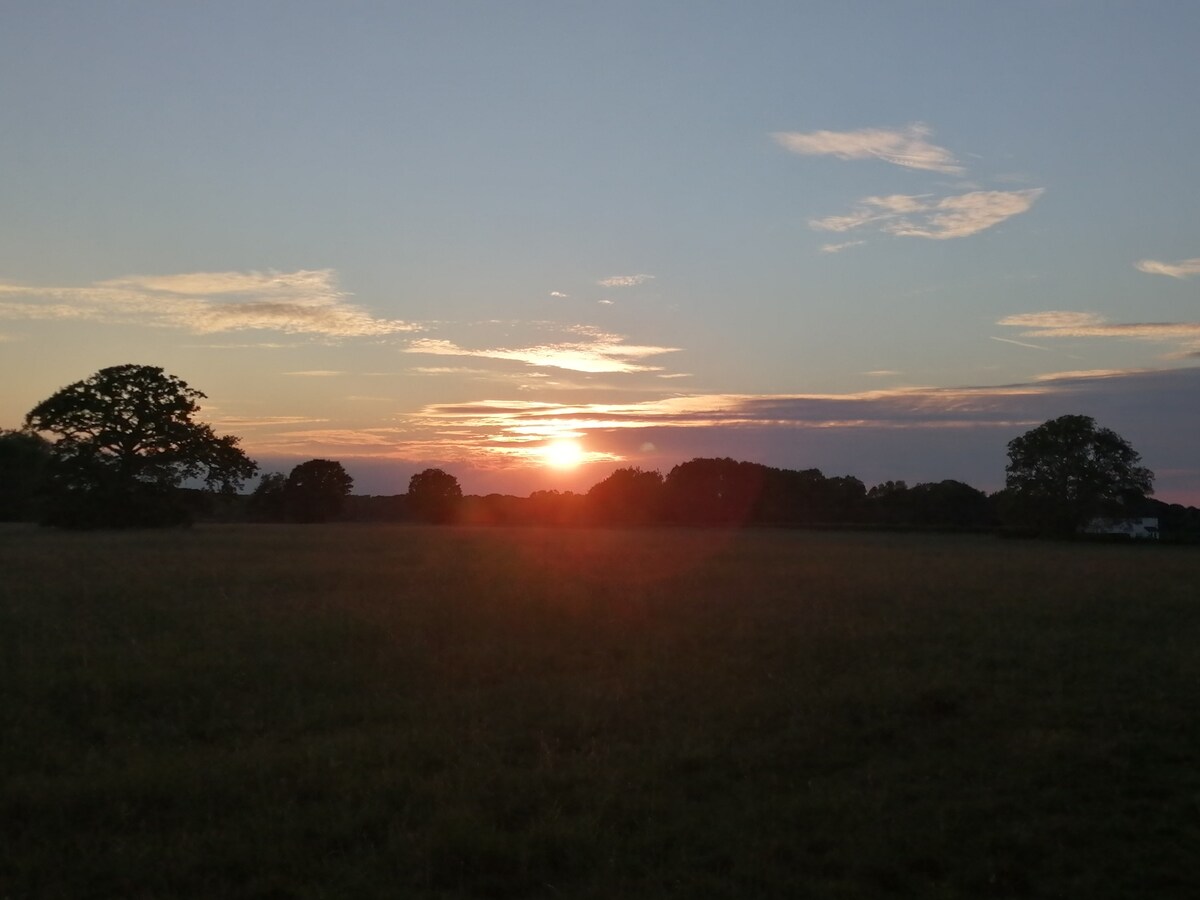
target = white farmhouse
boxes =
[1083,517,1160,539]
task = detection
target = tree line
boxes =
[5,364,1198,538]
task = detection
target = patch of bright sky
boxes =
[2,2,1199,500]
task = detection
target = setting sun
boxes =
[542,439,584,469]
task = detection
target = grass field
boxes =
[3,524,1199,898]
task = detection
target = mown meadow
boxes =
[3,524,1199,898]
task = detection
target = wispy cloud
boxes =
[0,269,418,337]
[1031,369,1138,382]
[773,123,964,174]
[998,311,1104,330]
[1000,311,1200,341]
[990,336,1050,351]
[781,123,1042,245]
[812,189,1043,240]
[820,240,867,254]
[250,428,411,456]
[999,310,1200,356]
[1135,257,1200,279]
[408,365,598,388]
[888,190,1043,239]
[597,274,654,287]
[184,341,296,349]
[213,415,330,428]
[410,366,498,376]
[549,291,569,298]
[404,327,679,374]
[283,370,343,377]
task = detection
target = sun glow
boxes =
[541,439,585,469]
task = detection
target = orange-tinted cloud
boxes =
[232,367,1200,505]
[812,189,1043,240]
[820,240,867,254]
[404,328,679,374]
[0,269,417,337]
[597,274,655,287]
[999,310,1200,354]
[403,384,1055,469]
[774,123,963,174]
[998,311,1105,330]
[1135,257,1200,279]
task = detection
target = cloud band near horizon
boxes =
[226,366,1200,505]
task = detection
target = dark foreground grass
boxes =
[2,524,1199,898]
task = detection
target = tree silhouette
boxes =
[760,468,865,524]
[250,472,288,521]
[284,459,353,523]
[25,364,257,527]
[866,480,910,525]
[407,468,462,523]
[866,479,990,529]
[1004,414,1153,536]
[907,480,990,529]
[0,429,52,521]
[587,467,664,525]
[663,458,766,525]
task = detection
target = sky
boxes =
[3,1,1199,502]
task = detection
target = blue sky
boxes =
[3,2,1199,500]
